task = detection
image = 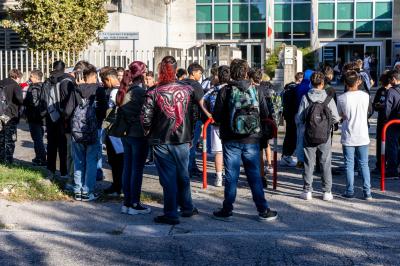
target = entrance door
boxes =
[251,45,262,68]
[338,44,364,63]
[365,45,380,83]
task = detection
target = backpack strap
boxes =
[323,95,333,106]
[305,93,312,104]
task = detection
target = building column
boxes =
[310,0,319,51]
[393,0,400,65]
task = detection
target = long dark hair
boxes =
[116,61,146,106]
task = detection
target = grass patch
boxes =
[0,164,68,201]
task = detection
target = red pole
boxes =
[202,118,214,189]
[380,119,400,191]
[263,119,278,190]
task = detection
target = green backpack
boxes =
[229,85,261,135]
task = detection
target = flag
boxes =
[267,1,273,37]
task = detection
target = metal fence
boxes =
[0,48,206,80]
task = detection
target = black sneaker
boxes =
[181,207,199,218]
[154,215,180,225]
[258,209,278,222]
[74,193,82,201]
[262,176,268,189]
[145,160,155,166]
[342,193,355,199]
[103,186,121,197]
[81,193,99,202]
[128,203,151,215]
[212,208,233,222]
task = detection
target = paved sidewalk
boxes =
[1,119,400,265]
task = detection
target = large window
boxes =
[318,0,393,39]
[196,0,267,40]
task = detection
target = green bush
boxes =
[264,49,279,78]
[299,47,317,71]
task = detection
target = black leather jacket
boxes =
[141,82,196,145]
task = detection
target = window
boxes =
[356,3,373,20]
[196,0,211,3]
[214,23,230,39]
[250,23,266,39]
[232,23,249,39]
[319,3,334,20]
[232,5,249,21]
[293,22,310,39]
[375,2,392,19]
[274,4,291,21]
[214,5,230,21]
[274,22,291,39]
[196,6,212,22]
[318,22,334,38]
[337,3,353,20]
[375,21,392,38]
[337,22,353,38]
[250,2,266,21]
[197,24,212,39]
[356,21,373,38]
[293,4,310,20]
[293,41,310,49]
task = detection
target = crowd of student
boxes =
[1,53,400,225]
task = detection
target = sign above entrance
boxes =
[99,32,139,40]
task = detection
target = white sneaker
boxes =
[264,166,273,174]
[121,205,130,214]
[128,203,152,215]
[323,192,333,201]
[300,191,312,200]
[280,156,297,167]
[214,175,223,187]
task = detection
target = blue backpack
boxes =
[71,93,98,145]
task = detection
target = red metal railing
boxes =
[380,119,400,191]
[201,117,279,190]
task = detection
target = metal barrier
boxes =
[201,118,278,190]
[380,119,400,191]
[202,118,214,189]
[263,119,278,190]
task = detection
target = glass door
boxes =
[365,45,381,84]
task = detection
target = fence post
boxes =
[202,118,214,189]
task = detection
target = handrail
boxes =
[202,117,214,189]
[380,119,400,191]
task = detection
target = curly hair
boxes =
[230,59,249,81]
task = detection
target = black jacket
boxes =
[119,84,146,138]
[23,82,44,123]
[141,82,196,145]
[213,80,269,144]
[64,83,107,129]
[0,78,23,120]
[385,85,400,121]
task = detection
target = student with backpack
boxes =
[212,59,278,222]
[42,61,75,180]
[116,61,152,215]
[0,69,23,164]
[384,69,400,179]
[203,65,230,187]
[141,56,198,225]
[297,72,340,201]
[337,70,372,200]
[65,64,107,201]
[23,69,46,166]
[281,72,303,167]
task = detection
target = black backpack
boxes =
[71,92,98,145]
[304,94,333,146]
[0,86,8,116]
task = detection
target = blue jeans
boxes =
[386,125,400,176]
[343,145,371,196]
[154,143,194,219]
[72,140,98,194]
[296,123,305,162]
[189,120,202,171]
[222,142,268,213]
[96,129,104,179]
[122,137,148,206]
[28,123,46,161]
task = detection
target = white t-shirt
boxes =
[337,91,370,146]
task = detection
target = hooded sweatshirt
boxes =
[213,80,269,144]
[295,70,313,110]
[296,88,340,126]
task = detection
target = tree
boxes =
[6,0,108,51]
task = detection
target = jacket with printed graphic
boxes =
[141,82,197,145]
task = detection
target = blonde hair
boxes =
[262,73,270,82]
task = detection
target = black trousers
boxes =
[106,136,124,193]
[282,118,297,157]
[46,118,67,176]
[0,119,18,164]
[376,122,383,169]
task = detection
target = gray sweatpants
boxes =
[302,137,332,193]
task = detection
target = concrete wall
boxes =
[169,0,196,49]
[393,0,400,63]
[120,0,165,23]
